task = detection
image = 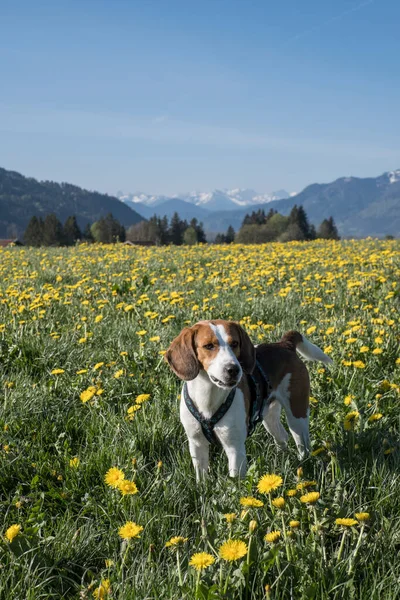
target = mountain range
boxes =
[117,188,291,213]
[0,167,144,238]
[0,166,399,239]
[119,170,400,238]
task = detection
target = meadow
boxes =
[0,239,399,600]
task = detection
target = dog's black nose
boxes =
[226,363,240,377]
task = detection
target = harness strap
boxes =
[183,361,272,445]
[247,360,273,437]
[183,383,236,446]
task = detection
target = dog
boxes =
[165,320,332,480]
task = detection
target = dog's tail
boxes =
[280,330,333,365]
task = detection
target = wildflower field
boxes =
[1,239,399,600]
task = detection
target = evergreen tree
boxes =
[317,216,340,240]
[214,233,226,244]
[169,212,186,245]
[225,225,235,244]
[189,218,206,243]
[24,216,44,246]
[43,213,64,246]
[63,215,82,246]
[288,205,313,240]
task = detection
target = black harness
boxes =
[183,360,272,446]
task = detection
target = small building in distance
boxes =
[0,239,24,247]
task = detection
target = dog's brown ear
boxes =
[164,327,200,380]
[232,323,256,374]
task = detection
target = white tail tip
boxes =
[296,335,333,365]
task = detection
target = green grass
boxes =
[0,240,399,599]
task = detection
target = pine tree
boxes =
[169,212,186,245]
[214,233,226,244]
[288,205,313,240]
[43,214,64,246]
[189,218,206,243]
[317,216,340,240]
[63,215,82,246]
[225,225,235,244]
[24,216,44,246]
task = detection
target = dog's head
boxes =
[164,320,256,389]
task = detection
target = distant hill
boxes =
[130,170,400,238]
[0,167,144,238]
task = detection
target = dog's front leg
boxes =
[222,440,247,479]
[188,437,209,481]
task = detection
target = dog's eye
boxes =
[203,343,214,350]
[230,341,239,348]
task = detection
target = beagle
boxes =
[165,320,332,480]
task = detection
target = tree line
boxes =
[233,205,339,244]
[23,213,126,246]
[22,205,339,246]
[126,213,206,245]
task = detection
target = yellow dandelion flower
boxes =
[344,410,360,431]
[257,473,283,494]
[51,368,65,375]
[114,369,124,378]
[224,513,237,523]
[117,480,138,496]
[5,524,21,542]
[189,552,215,571]
[239,497,264,507]
[80,386,97,403]
[76,369,88,375]
[286,489,298,497]
[296,480,317,490]
[94,315,103,323]
[352,360,365,369]
[136,394,151,404]
[136,330,147,336]
[94,362,104,370]
[306,326,316,335]
[93,579,111,599]
[335,518,358,527]
[69,457,80,468]
[300,492,320,504]
[360,346,369,353]
[264,530,281,543]
[368,413,383,422]
[355,512,370,521]
[289,520,300,528]
[372,348,383,355]
[344,394,355,405]
[104,467,125,488]
[149,336,160,342]
[219,539,248,561]
[118,521,143,540]
[165,536,188,548]
[272,497,285,509]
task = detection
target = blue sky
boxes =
[0,0,399,195]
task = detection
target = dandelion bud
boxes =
[265,584,271,598]
[131,458,137,467]
[240,509,249,520]
[157,460,163,470]
[249,519,257,533]
[297,466,303,478]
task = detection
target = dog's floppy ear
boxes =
[232,322,256,374]
[164,327,200,381]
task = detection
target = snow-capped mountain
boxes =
[116,188,291,212]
